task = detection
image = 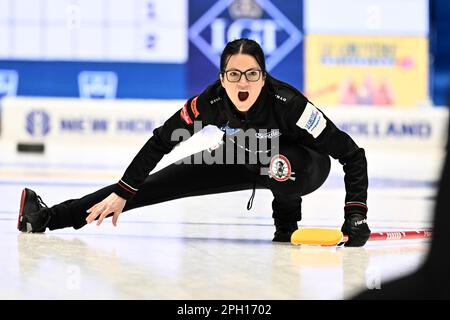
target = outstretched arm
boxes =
[113,97,206,200]
[287,98,370,246]
[87,94,213,226]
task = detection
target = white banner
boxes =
[1,98,448,151]
[323,106,448,150]
[304,0,429,36]
[1,97,182,145]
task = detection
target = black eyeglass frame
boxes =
[221,69,263,82]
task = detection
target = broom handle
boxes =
[342,230,433,242]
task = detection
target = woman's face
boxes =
[220,53,265,112]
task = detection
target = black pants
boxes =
[48,142,331,230]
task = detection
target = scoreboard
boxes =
[0,0,431,103]
[0,0,188,63]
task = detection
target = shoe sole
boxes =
[17,188,26,231]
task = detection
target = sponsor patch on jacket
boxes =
[191,96,200,118]
[255,130,281,139]
[181,102,193,125]
[268,154,296,182]
[296,102,326,138]
[210,97,221,104]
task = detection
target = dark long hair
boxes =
[220,38,266,74]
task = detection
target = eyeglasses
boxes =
[222,69,262,82]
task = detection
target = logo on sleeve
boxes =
[296,102,327,138]
[190,96,200,118]
[181,102,193,125]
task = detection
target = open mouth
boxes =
[238,91,249,102]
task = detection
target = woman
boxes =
[18,38,370,246]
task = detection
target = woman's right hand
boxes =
[86,192,127,227]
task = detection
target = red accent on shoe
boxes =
[18,189,26,230]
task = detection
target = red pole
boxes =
[342,230,432,243]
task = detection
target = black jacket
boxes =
[113,75,368,216]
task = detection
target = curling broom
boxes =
[290,228,433,246]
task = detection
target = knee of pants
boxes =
[272,193,302,221]
[262,143,330,196]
